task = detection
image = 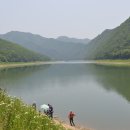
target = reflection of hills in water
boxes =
[0,65,50,90]
[0,63,130,103]
[89,64,130,102]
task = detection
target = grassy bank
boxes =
[0,62,49,69]
[0,89,93,130]
[0,89,66,130]
[95,59,130,66]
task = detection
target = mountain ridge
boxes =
[57,36,90,44]
[85,17,130,59]
[0,38,49,62]
[0,31,88,60]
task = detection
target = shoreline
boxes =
[1,60,130,69]
[53,116,94,130]
[0,61,51,69]
[94,59,130,66]
[0,61,94,69]
[0,61,95,67]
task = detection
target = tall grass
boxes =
[0,89,66,130]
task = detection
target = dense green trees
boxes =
[0,39,49,62]
[85,17,130,60]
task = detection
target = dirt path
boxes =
[54,117,94,130]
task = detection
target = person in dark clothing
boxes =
[68,111,75,126]
[48,104,53,119]
[32,102,36,110]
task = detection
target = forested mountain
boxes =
[57,36,90,44]
[0,39,49,62]
[0,31,87,60]
[85,17,130,59]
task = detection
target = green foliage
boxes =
[0,39,50,62]
[0,89,65,130]
[86,17,130,60]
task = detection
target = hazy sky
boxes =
[0,0,130,39]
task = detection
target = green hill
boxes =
[0,31,87,60]
[0,39,49,62]
[85,17,130,59]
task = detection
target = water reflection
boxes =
[0,65,50,91]
[0,63,130,130]
[89,64,130,102]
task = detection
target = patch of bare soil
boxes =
[54,117,94,130]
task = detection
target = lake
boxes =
[0,62,130,130]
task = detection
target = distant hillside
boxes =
[85,17,130,59]
[0,39,49,62]
[57,36,90,44]
[0,31,87,60]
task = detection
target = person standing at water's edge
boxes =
[68,111,75,126]
[48,104,54,119]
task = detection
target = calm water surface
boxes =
[0,63,130,130]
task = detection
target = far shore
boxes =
[0,60,95,69]
[0,61,51,69]
[95,59,130,66]
[1,60,130,69]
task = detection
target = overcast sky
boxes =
[0,0,130,39]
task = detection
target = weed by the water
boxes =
[0,89,65,130]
